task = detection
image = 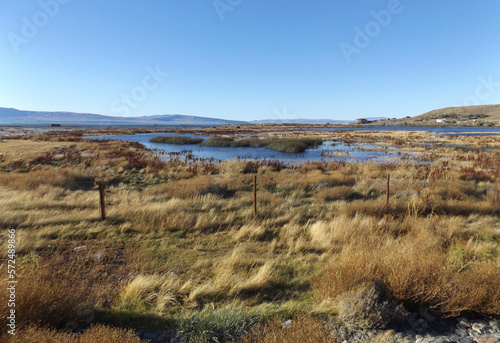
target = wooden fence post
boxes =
[253,174,257,217]
[386,174,390,209]
[98,183,106,220]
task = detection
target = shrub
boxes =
[337,280,408,329]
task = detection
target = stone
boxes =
[469,329,480,337]
[73,245,87,252]
[490,321,500,332]
[281,319,293,329]
[473,323,488,335]
[456,338,474,343]
[458,318,472,328]
[419,307,437,322]
[455,328,469,336]
[394,332,405,341]
[474,335,500,343]
[418,337,444,343]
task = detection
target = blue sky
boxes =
[1,0,499,121]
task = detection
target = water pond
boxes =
[85,132,416,164]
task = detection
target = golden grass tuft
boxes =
[117,274,182,313]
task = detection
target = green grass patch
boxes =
[201,137,235,147]
[176,307,261,343]
[149,136,204,145]
[202,137,323,153]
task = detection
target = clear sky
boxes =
[1,0,499,121]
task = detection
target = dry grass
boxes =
[0,247,128,332]
[2,324,143,343]
[311,215,500,316]
[240,315,336,343]
[0,132,498,339]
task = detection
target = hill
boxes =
[414,104,500,122]
[383,105,500,126]
[0,108,246,126]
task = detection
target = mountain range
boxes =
[0,107,390,125]
[1,105,499,126]
[0,108,246,125]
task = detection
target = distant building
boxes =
[436,118,446,123]
[357,118,369,124]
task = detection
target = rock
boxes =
[419,307,437,322]
[456,338,474,343]
[73,245,87,252]
[490,321,500,332]
[458,317,472,328]
[473,323,488,335]
[456,328,469,336]
[281,319,293,329]
[474,335,500,343]
[394,332,405,341]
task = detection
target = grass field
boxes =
[0,128,499,342]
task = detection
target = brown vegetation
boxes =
[0,128,498,342]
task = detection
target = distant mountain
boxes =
[251,118,354,125]
[0,108,247,125]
